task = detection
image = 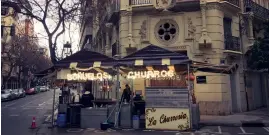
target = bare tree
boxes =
[16,0,81,64]
[2,35,32,87]
[2,35,52,88]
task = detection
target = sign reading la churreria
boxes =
[127,70,175,79]
[145,108,190,130]
[67,72,112,81]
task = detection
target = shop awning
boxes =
[54,49,116,68]
[34,67,56,78]
[119,44,191,66]
[192,61,239,74]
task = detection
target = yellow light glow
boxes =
[146,66,154,71]
[127,70,175,79]
[168,65,175,71]
[66,72,112,81]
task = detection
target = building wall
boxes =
[83,0,269,114]
[117,3,241,114]
[194,71,232,115]
[1,7,17,43]
[1,2,34,89]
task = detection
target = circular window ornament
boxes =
[155,19,179,45]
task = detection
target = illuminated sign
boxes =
[67,72,112,81]
[145,108,190,130]
[127,70,175,79]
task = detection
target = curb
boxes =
[199,122,269,127]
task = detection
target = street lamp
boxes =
[61,42,72,59]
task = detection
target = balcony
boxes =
[244,0,269,20]
[224,35,241,53]
[171,0,200,12]
[221,0,240,7]
[107,0,120,23]
[219,0,240,13]
[130,0,154,11]
[130,0,152,5]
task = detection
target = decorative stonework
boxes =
[154,19,179,45]
[139,20,149,43]
[186,17,196,40]
[120,11,132,17]
[198,2,212,47]
[240,17,249,36]
[206,3,222,11]
[155,0,176,10]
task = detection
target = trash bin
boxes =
[132,115,139,129]
[57,113,66,128]
[119,103,132,128]
[69,104,82,128]
[192,104,200,129]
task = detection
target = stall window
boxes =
[149,77,187,87]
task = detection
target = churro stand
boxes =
[118,45,200,130]
[52,49,118,128]
[35,45,200,130]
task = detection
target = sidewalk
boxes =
[35,125,184,135]
[200,108,269,127]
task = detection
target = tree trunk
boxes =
[48,37,57,64]
[18,67,23,88]
[4,65,15,89]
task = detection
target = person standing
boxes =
[80,90,94,108]
[123,84,132,103]
[61,84,70,104]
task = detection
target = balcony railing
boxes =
[224,35,241,52]
[244,0,269,20]
[107,0,120,20]
[130,0,152,5]
[222,0,240,7]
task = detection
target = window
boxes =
[154,19,179,44]
[112,42,117,56]
[1,25,4,37]
[1,7,8,16]
[223,17,232,37]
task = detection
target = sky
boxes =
[33,15,80,58]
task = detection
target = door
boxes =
[230,73,238,113]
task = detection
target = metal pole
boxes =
[51,86,56,127]
[187,64,193,130]
[114,66,120,128]
[116,66,120,100]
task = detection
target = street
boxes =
[1,89,59,135]
[51,126,269,135]
[1,90,269,135]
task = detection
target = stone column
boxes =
[105,23,113,51]
[248,12,254,42]
[102,32,106,54]
[201,3,207,34]
[104,31,110,56]
[128,11,132,47]
[198,1,212,46]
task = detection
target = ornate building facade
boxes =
[1,0,34,89]
[79,0,269,115]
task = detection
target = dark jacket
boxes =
[80,91,94,108]
[123,87,131,97]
